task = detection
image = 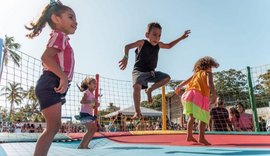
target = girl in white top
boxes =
[77,77,98,149]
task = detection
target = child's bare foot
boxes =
[198,139,211,145]
[131,112,142,119]
[145,89,153,103]
[186,136,197,143]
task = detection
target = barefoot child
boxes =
[119,22,190,119]
[76,77,98,149]
[175,56,219,145]
[25,1,77,155]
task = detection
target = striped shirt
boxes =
[44,30,75,81]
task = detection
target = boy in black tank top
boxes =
[119,22,191,119]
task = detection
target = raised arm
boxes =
[118,40,144,70]
[175,75,193,95]
[159,30,191,49]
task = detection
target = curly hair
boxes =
[146,22,162,33]
[193,56,219,72]
[25,2,72,39]
[77,77,96,92]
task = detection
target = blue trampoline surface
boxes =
[1,138,270,156]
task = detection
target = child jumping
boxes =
[76,77,98,149]
[119,22,190,119]
[175,56,219,145]
[25,0,77,155]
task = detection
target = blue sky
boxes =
[1,0,270,81]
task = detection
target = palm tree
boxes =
[1,82,24,121]
[2,35,21,66]
[0,106,8,122]
[23,86,39,115]
[0,35,21,82]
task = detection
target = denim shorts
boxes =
[35,71,69,111]
[79,112,97,124]
[132,70,170,89]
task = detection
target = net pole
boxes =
[162,86,167,130]
[247,66,259,132]
[95,74,99,128]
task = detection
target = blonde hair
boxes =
[77,77,96,92]
[25,1,72,38]
[193,56,219,72]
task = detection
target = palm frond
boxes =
[3,35,21,67]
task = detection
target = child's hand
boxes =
[180,30,191,40]
[119,57,128,70]
[54,76,68,94]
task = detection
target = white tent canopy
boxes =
[104,106,162,118]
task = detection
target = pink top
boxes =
[239,112,253,131]
[80,90,95,115]
[44,30,75,81]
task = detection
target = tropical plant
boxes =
[0,106,8,122]
[1,82,24,121]
[23,86,39,114]
[0,35,21,82]
[2,35,21,67]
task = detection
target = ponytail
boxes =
[25,1,71,38]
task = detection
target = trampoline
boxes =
[0,131,270,156]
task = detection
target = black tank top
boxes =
[133,40,160,72]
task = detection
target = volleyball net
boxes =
[0,48,269,136]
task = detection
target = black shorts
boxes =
[132,70,170,89]
[35,71,69,111]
